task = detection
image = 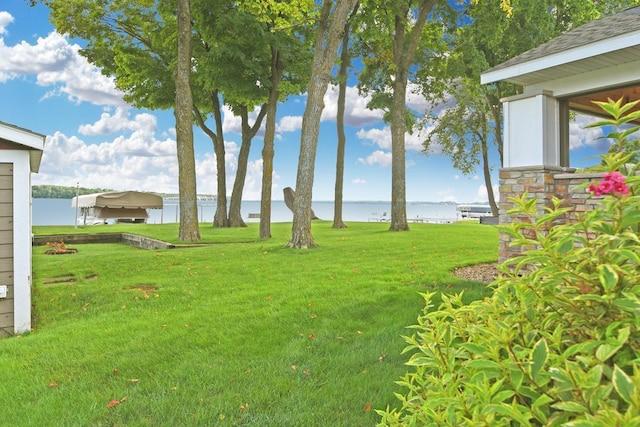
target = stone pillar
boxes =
[498,166,574,263]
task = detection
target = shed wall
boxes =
[0,163,13,337]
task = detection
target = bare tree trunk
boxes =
[207,92,230,227]
[388,0,436,232]
[228,105,267,227]
[390,75,409,231]
[175,0,200,241]
[485,86,504,166]
[333,12,353,230]
[260,47,284,239]
[288,0,358,248]
[481,137,498,216]
[193,97,228,228]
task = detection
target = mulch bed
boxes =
[452,262,500,284]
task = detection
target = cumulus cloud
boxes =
[0,28,124,105]
[0,11,13,35]
[476,184,500,203]
[356,123,433,154]
[33,110,267,198]
[78,107,157,135]
[436,188,457,203]
[569,113,608,150]
[357,127,391,149]
[277,115,303,134]
[322,84,385,126]
[357,150,392,168]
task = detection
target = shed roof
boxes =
[0,121,46,172]
[481,6,640,87]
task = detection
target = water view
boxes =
[32,198,460,226]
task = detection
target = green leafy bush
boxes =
[378,100,640,426]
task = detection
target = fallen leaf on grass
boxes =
[107,400,121,408]
[364,402,373,412]
[48,382,58,388]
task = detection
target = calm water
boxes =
[32,198,459,226]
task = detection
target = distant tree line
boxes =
[32,185,113,199]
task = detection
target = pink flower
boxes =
[589,171,629,196]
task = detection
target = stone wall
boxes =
[498,166,602,262]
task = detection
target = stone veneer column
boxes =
[498,165,575,263]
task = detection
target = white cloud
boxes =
[0,11,13,35]
[436,188,457,203]
[78,107,157,135]
[0,28,124,105]
[352,178,366,185]
[34,125,269,199]
[357,126,391,149]
[569,114,607,150]
[277,115,303,134]
[357,150,392,167]
[476,184,499,203]
[322,84,385,126]
[357,124,432,153]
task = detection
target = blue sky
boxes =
[0,0,607,202]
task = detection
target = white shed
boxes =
[0,121,45,337]
[480,6,640,261]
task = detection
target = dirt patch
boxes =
[42,274,77,286]
[452,262,500,284]
[126,284,158,292]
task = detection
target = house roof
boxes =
[0,121,46,172]
[481,6,640,88]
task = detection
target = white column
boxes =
[502,89,560,168]
[8,151,32,334]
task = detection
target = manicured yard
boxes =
[2,221,497,426]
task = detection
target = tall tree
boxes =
[420,0,640,214]
[238,0,314,239]
[356,0,440,232]
[333,4,359,230]
[176,0,201,240]
[44,0,202,240]
[288,0,359,248]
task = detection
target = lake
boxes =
[32,198,460,226]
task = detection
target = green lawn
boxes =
[3,221,498,426]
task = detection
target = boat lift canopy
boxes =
[71,191,163,221]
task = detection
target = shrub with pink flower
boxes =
[588,171,629,196]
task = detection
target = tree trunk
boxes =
[388,0,436,232]
[288,0,358,248]
[481,137,498,216]
[193,99,228,228]
[228,105,267,227]
[260,47,284,240]
[333,14,352,230]
[390,75,409,231]
[211,92,229,227]
[228,111,250,227]
[175,0,200,241]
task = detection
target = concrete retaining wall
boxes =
[33,233,175,250]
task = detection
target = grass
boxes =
[4,221,498,426]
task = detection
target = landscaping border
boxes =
[32,233,175,250]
